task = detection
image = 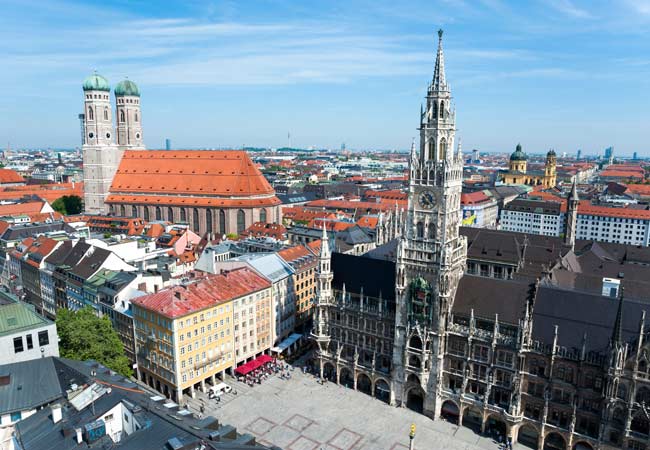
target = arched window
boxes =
[88,106,94,121]
[167,207,174,222]
[119,110,125,123]
[408,355,422,368]
[416,222,424,238]
[193,208,200,231]
[120,205,125,216]
[439,137,447,160]
[260,208,267,223]
[104,107,108,121]
[143,207,150,222]
[409,335,423,350]
[135,112,139,122]
[206,209,212,233]
[131,206,137,217]
[428,224,435,239]
[431,102,437,119]
[636,387,650,404]
[439,101,445,119]
[219,210,226,235]
[237,209,246,233]
[180,208,187,222]
[155,207,161,221]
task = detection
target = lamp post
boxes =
[409,423,416,450]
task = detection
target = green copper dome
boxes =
[114,79,140,97]
[82,73,110,92]
[510,143,528,161]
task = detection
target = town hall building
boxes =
[311,30,650,450]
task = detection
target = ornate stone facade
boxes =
[311,30,650,450]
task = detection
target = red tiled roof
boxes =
[132,267,271,319]
[0,182,83,203]
[309,219,354,231]
[281,207,335,223]
[356,215,379,229]
[278,245,313,264]
[307,239,322,254]
[578,201,650,220]
[108,150,280,207]
[624,184,650,195]
[364,189,407,201]
[461,191,491,205]
[240,221,287,240]
[0,201,46,215]
[305,199,398,213]
[0,169,25,184]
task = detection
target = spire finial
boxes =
[438,29,443,40]
[612,287,625,346]
[432,28,447,91]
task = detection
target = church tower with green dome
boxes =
[115,79,144,150]
[81,72,123,214]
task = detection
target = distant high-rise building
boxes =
[341,142,346,152]
[77,113,85,146]
[471,148,478,162]
[604,146,614,163]
[633,151,638,160]
[577,149,582,160]
[165,138,171,150]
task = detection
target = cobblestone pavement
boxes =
[182,367,518,450]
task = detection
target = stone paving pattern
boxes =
[185,368,522,450]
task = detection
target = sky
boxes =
[1,0,649,155]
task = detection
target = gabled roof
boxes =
[132,267,271,318]
[108,150,280,207]
[0,168,25,184]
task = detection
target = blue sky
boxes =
[1,0,649,155]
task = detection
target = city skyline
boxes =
[1,0,649,155]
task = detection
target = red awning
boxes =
[235,355,273,375]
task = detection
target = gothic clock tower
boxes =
[391,30,467,419]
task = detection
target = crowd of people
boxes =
[236,358,294,387]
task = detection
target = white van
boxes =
[208,382,232,398]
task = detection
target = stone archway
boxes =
[357,373,372,395]
[339,367,354,388]
[573,442,594,450]
[323,362,336,382]
[440,400,460,425]
[517,424,540,449]
[405,387,424,414]
[462,406,483,434]
[374,378,390,403]
[544,431,566,450]
[485,415,507,442]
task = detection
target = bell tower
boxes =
[82,72,123,214]
[115,79,145,150]
[391,30,467,419]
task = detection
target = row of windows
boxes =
[13,330,50,353]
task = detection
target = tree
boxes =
[56,307,132,377]
[52,195,83,215]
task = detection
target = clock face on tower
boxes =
[418,190,437,209]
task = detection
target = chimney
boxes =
[51,404,62,424]
[174,291,182,300]
[75,428,83,444]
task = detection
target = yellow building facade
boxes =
[500,144,557,188]
[132,267,272,401]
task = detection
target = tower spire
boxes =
[432,29,447,92]
[611,288,624,347]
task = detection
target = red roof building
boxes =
[132,267,270,319]
[239,222,288,241]
[0,169,25,186]
[106,150,281,237]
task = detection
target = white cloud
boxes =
[546,0,595,19]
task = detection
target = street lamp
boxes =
[409,423,416,450]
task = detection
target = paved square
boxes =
[287,435,320,450]
[284,414,314,432]
[246,417,276,435]
[327,428,362,450]
[189,367,509,450]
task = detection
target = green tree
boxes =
[56,307,132,377]
[52,195,83,215]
